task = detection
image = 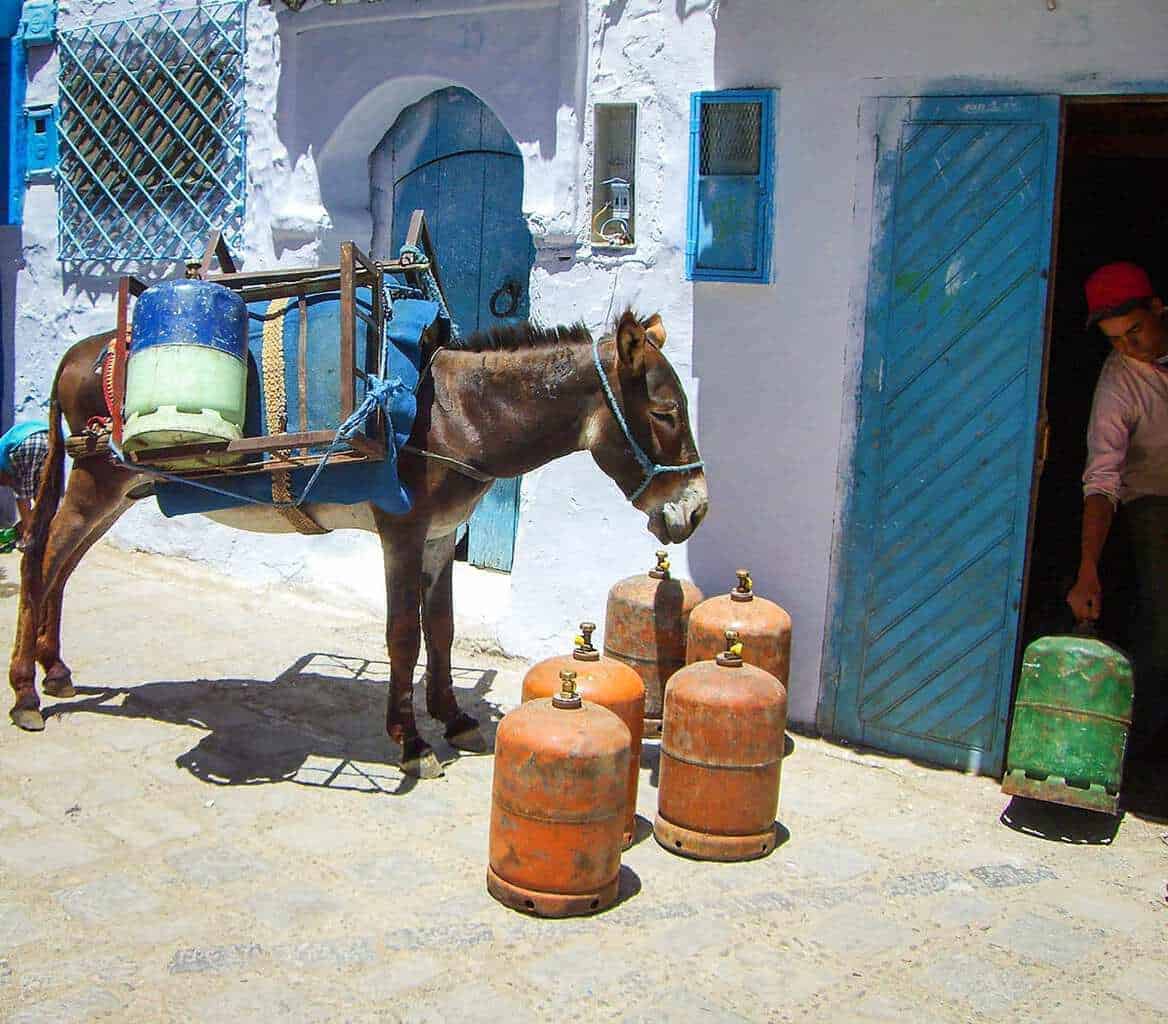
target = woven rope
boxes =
[102,343,118,419]
[262,299,330,535]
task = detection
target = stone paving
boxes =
[0,545,1165,1023]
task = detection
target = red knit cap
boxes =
[1085,262,1155,326]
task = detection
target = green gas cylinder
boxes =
[1001,630,1133,815]
[122,279,249,470]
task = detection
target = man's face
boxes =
[1098,298,1168,364]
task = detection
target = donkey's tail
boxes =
[21,364,67,593]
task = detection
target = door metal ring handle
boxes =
[489,280,522,318]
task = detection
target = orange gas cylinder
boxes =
[604,550,704,738]
[686,570,792,688]
[522,622,646,849]
[488,670,631,917]
[655,631,787,862]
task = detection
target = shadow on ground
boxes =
[43,652,504,795]
[1120,756,1168,823]
[999,796,1123,845]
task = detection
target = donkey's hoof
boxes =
[42,674,75,699]
[402,750,445,780]
[10,707,45,732]
[443,714,485,756]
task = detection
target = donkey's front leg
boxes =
[378,517,443,779]
[421,534,486,753]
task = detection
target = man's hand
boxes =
[1068,568,1102,621]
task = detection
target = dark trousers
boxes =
[1121,496,1168,753]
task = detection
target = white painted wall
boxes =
[14,0,1167,731]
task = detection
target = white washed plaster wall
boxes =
[691,0,1168,728]
[12,0,719,662]
[498,0,716,659]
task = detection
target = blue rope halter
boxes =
[592,336,704,504]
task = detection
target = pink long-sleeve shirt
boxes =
[1083,351,1168,504]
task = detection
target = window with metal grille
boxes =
[56,2,246,261]
[686,90,776,283]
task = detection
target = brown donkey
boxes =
[9,311,708,777]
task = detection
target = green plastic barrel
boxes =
[1001,633,1133,814]
[122,280,249,471]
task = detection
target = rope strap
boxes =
[592,336,704,504]
[261,297,330,534]
[398,245,459,340]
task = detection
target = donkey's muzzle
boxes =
[660,481,709,544]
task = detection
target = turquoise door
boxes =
[823,96,1061,775]
[373,87,534,571]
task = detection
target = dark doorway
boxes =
[1022,98,1168,811]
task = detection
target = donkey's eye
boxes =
[650,401,678,422]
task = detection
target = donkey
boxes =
[9,310,708,777]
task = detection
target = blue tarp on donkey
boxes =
[155,289,439,519]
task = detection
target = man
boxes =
[0,420,50,548]
[1068,262,1168,755]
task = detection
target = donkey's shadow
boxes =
[48,652,503,795]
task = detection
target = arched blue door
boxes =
[371,87,534,571]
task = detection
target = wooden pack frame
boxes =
[109,211,449,480]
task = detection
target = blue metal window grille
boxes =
[56,2,246,261]
[686,89,776,284]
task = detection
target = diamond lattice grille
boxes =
[699,101,761,176]
[57,2,246,260]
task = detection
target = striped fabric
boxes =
[7,431,49,502]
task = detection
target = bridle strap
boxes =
[592,336,704,504]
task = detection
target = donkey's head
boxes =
[588,311,708,544]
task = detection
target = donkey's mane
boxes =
[443,320,593,353]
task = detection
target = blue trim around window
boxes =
[686,89,776,284]
[0,35,25,226]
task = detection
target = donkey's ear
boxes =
[616,311,646,378]
[643,313,667,348]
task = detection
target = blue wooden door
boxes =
[378,87,533,571]
[825,96,1060,775]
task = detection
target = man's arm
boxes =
[1071,368,1130,622]
[1068,493,1114,621]
[14,498,32,549]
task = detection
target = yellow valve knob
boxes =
[717,629,745,668]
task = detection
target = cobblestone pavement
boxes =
[0,545,1165,1023]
